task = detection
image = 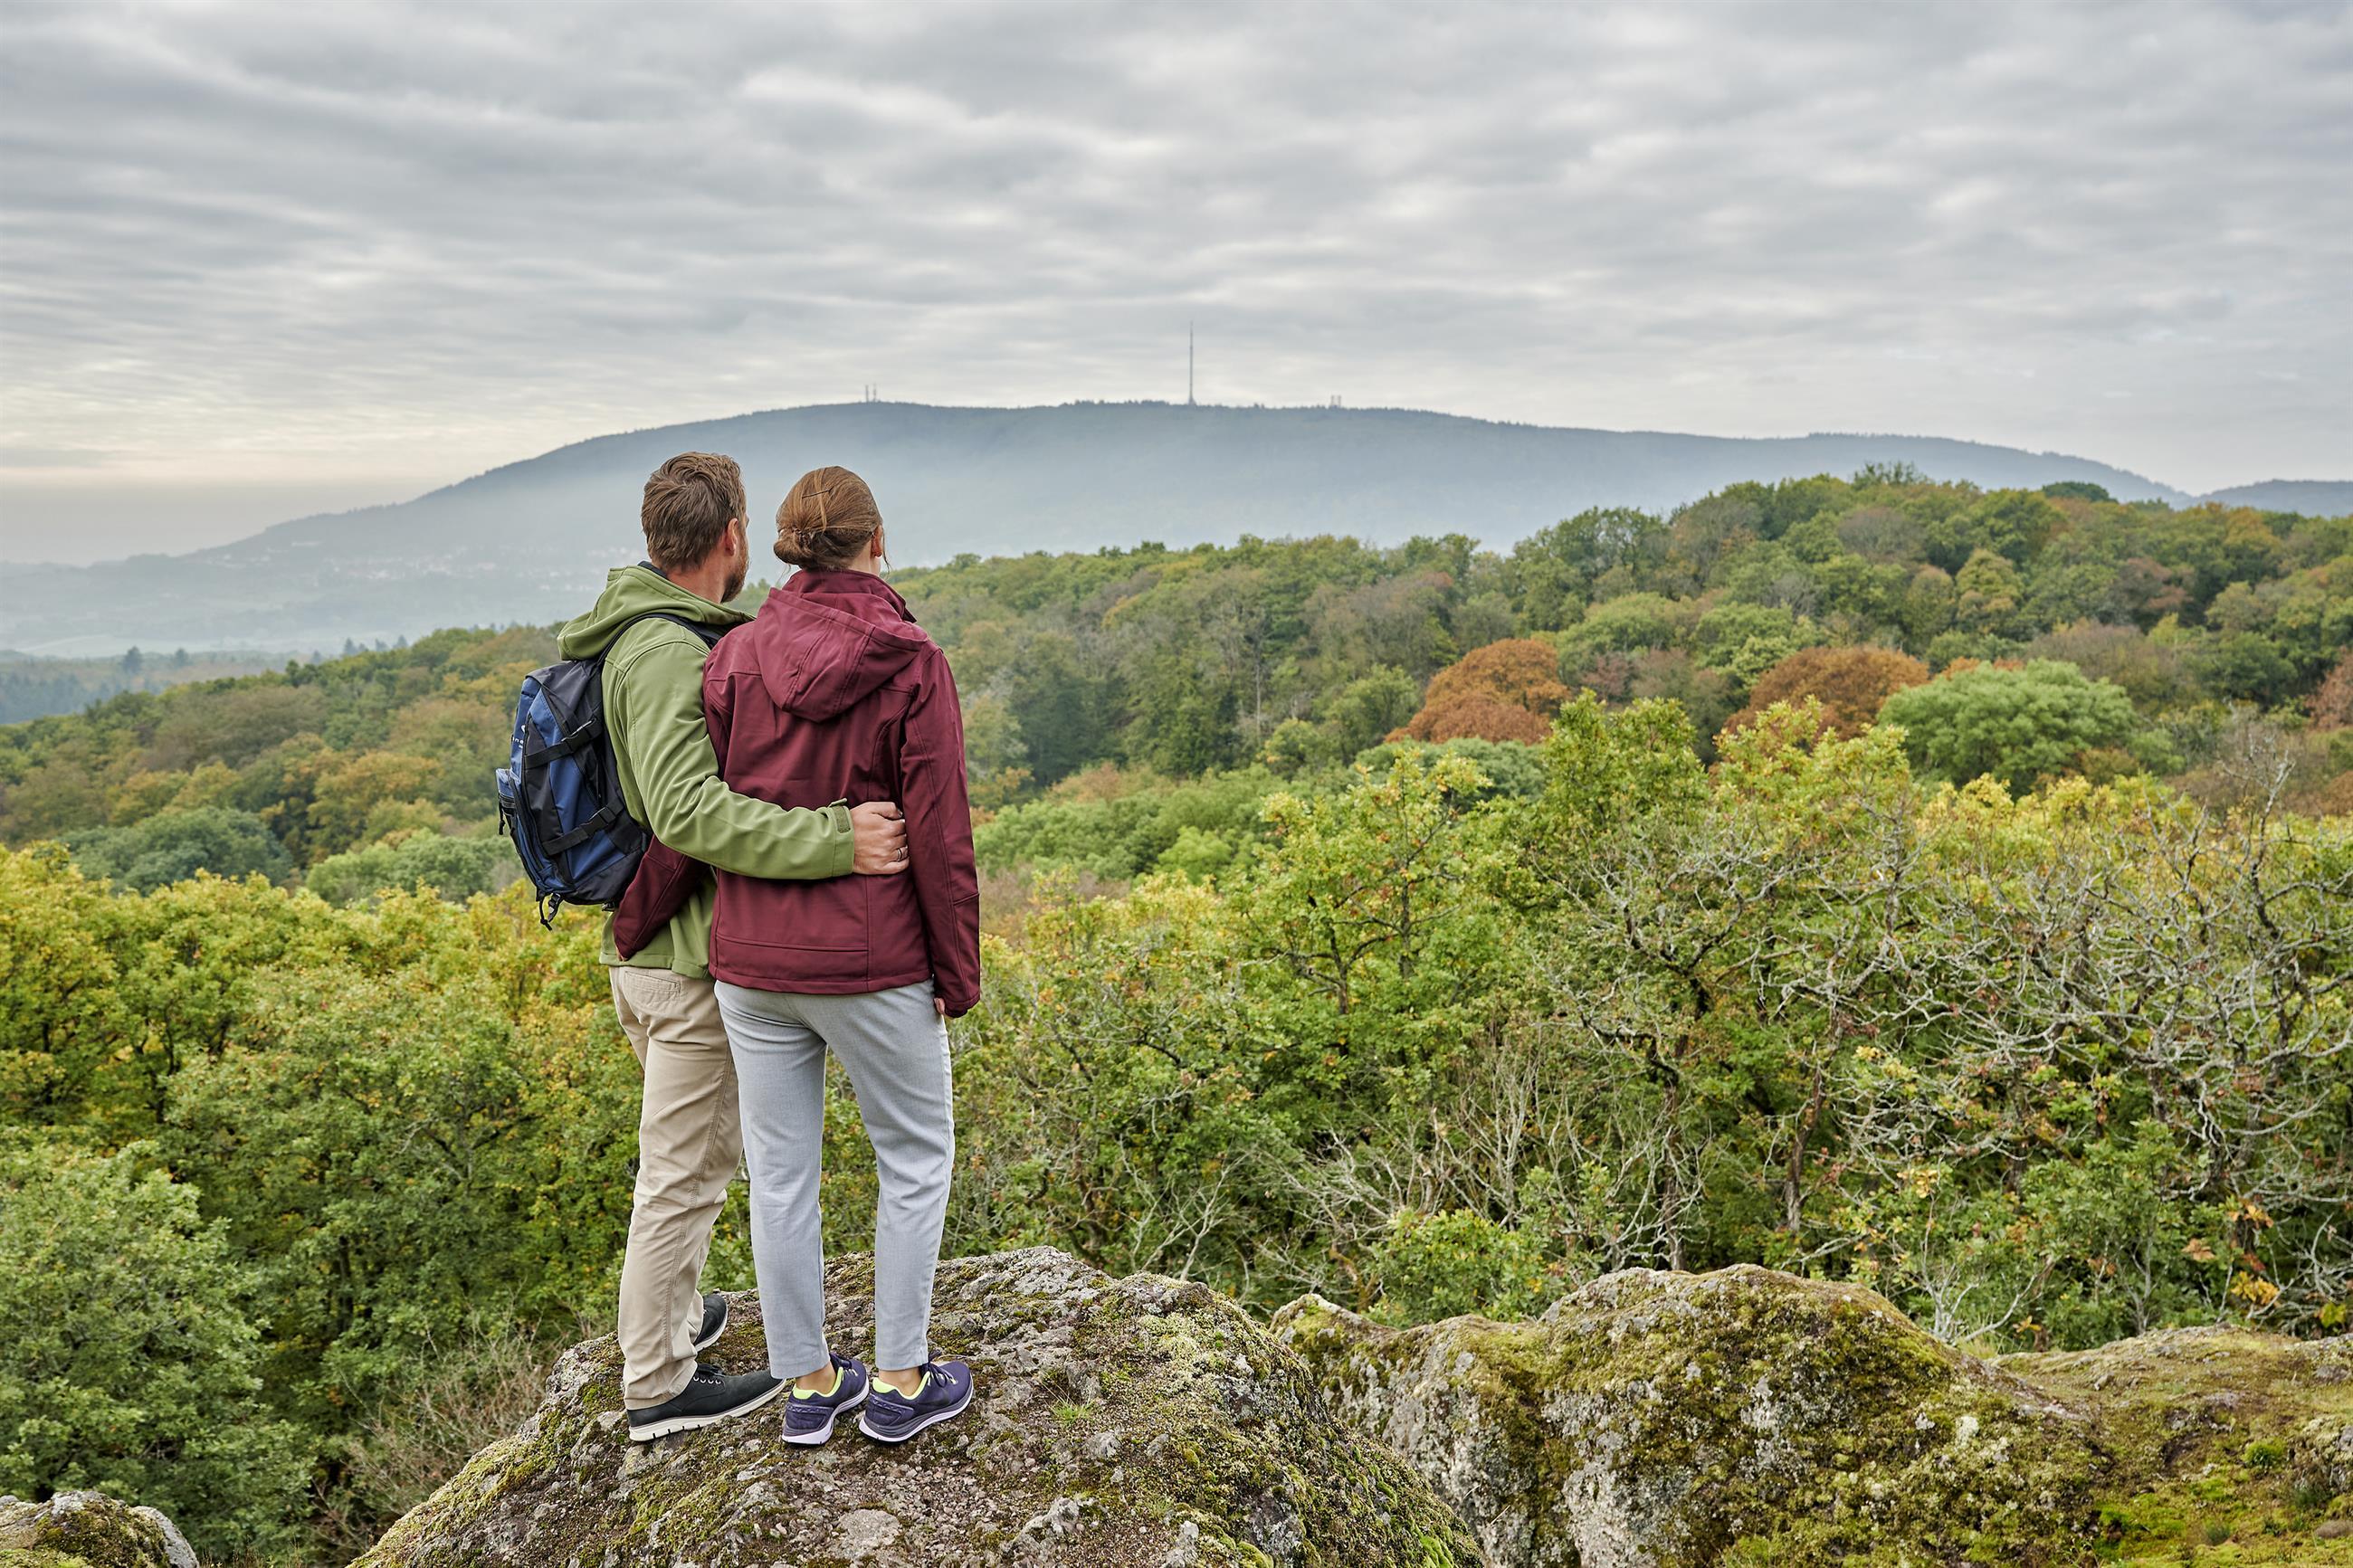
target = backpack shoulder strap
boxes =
[645,611,728,650]
[602,609,727,662]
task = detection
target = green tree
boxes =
[1509,508,1668,627]
[1322,666,1423,757]
[1692,603,1822,687]
[1004,631,1113,785]
[0,846,125,1126]
[1558,593,1685,670]
[1942,489,2063,567]
[2195,632,2296,706]
[1954,547,2026,640]
[1878,660,2139,792]
[1898,565,1957,646]
[305,830,513,905]
[1535,692,1705,841]
[66,806,291,891]
[0,1136,311,1558]
[155,895,634,1434]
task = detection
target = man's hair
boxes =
[774,466,884,570]
[641,451,747,573]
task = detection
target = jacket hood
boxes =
[742,569,933,721]
[557,565,749,660]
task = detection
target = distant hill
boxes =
[0,399,2316,656]
[2197,479,2353,515]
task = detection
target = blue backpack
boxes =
[497,613,722,925]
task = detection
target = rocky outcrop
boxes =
[0,1491,199,1568]
[2002,1324,2353,1558]
[358,1247,2353,1567]
[1274,1265,2353,1566]
[358,1247,1481,1568]
[1273,1265,2099,1566]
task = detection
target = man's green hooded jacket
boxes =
[557,565,853,977]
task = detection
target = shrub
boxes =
[316,1317,557,1558]
[0,1136,311,1558]
[1371,1206,1562,1324]
[158,958,635,1432]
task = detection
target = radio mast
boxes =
[1187,322,1195,406]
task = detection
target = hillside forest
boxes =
[2,469,2349,1563]
[0,647,287,727]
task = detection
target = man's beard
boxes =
[723,561,748,603]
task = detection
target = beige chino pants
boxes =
[609,965,742,1408]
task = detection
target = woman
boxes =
[628,465,979,1447]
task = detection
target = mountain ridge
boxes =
[3,400,2339,656]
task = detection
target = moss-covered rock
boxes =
[1272,1265,2103,1567]
[357,1247,1481,1567]
[0,1492,199,1568]
[1275,1265,2353,1566]
[2002,1326,2353,1563]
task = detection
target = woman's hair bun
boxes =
[775,466,883,569]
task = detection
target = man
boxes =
[556,451,909,1440]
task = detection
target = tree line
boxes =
[0,472,2346,905]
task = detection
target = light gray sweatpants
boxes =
[713,979,955,1377]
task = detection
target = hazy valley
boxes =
[12,399,2340,662]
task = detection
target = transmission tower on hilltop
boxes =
[1187,323,1196,406]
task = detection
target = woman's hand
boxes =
[851,801,910,874]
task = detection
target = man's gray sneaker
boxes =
[857,1359,973,1444]
[625,1363,784,1442]
[691,1292,729,1353]
[781,1354,870,1447]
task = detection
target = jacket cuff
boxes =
[822,801,857,878]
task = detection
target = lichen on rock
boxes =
[0,1491,200,1568]
[357,1246,1481,1567]
[1271,1263,2104,1566]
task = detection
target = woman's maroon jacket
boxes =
[612,569,981,1016]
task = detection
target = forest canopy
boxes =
[4,713,2347,1559]
[2,471,2348,900]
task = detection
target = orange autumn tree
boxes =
[1721,645,1929,741]
[1393,638,1569,745]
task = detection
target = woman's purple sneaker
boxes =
[781,1354,869,1447]
[857,1359,974,1444]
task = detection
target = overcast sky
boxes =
[1,0,2348,564]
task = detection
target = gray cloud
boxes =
[1,0,2348,562]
